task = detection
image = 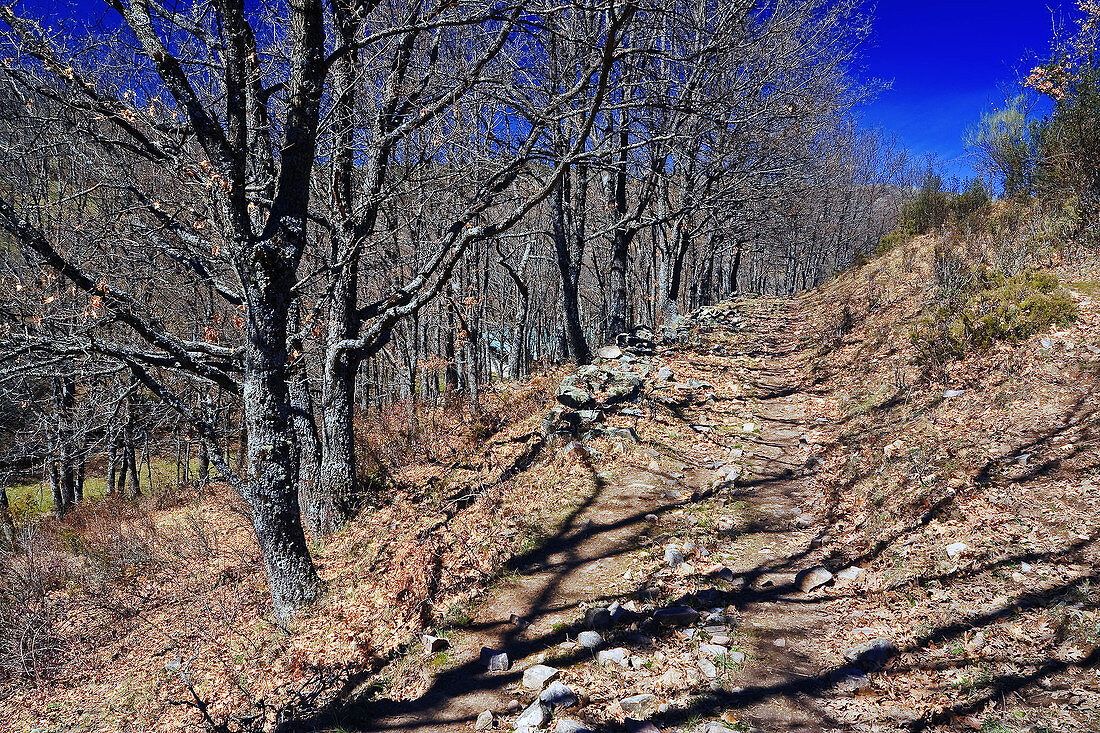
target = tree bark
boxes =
[240,269,322,620]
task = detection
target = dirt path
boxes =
[320,301,856,733]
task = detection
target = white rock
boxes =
[619,693,656,713]
[597,345,623,359]
[515,700,549,728]
[664,544,686,567]
[946,542,969,559]
[796,566,833,593]
[697,657,718,679]
[835,566,863,583]
[422,634,449,654]
[597,648,630,668]
[475,710,494,730]
[522,664,560,690]
[698,644,729,658]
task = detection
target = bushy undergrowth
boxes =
[879,175,993,255]
[355,372,557,472]
[913,250,1078,379]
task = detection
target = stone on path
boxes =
[697,657,718,679]
[577,631,603,649]
[946,542,969,559]
[698,643,729,658]
[480,647,510,672]
[619,693,657,714]
[598,648,630,667]
[664,544,685,567]
[475,710,494,730]
[540,681,580,710]
[796,566,833,593]
[422,634,449,654]
[515,700,549,728]
[522,664,560,690]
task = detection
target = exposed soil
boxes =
[298,300,866,733]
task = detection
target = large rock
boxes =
[796,566,833,593]
[652,606,699,626]
[554,721,592,733]
[832,667,871,694]
[619,694,656,714]
[584,606,612,628]
[598,648,630,667]
[523,664,560,690]
[597,345,623,360]
[480,647,510,672]
[577,631,604,649]
[515,700,550,728]
[575,409,605,425]
[843,637,897,671]
[540,681,580,710]
[556,384,595,410]
[834,566,863,584]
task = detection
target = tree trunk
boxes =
[241,273,322,622]
[607,108,634,337]
[552,171,590,364]
[0,487,15,550]
[74,458,84,503]
[289,304,322,534]
[197,441,210,482]
[49,460,65,519]
[317,354,357,536]
[107,439,117,495]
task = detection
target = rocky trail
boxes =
[310,300,878,733]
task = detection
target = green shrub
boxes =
[877,230,908,255]
[913,269,1078,378]
[949,178,992,223]
[898,172,951,237]
[963,270,1078,347]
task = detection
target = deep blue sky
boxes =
[18,0,1081,184]
[859,1,1076,184]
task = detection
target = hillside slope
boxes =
[4,234,1100,733]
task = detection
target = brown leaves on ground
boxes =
[775,236,1100,731]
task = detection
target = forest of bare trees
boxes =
[0,0,913,619]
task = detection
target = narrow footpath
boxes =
[308,300,866,733]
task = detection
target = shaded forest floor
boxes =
[5,235,1100,733]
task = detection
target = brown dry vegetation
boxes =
[789,232,1100,730]
[0,371,600,733]
[4,229,1100,733]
